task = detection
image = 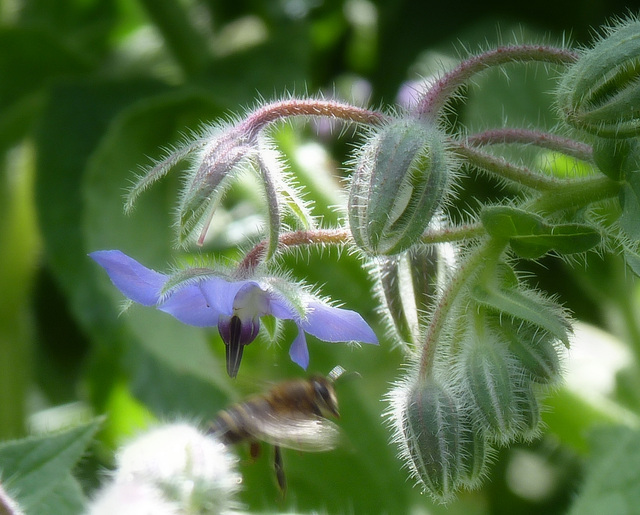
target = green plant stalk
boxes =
[527,175,621,214]
[417,237,507,379]
[137,0,211,78]
[0,145,40,438]
[451,140,563,190]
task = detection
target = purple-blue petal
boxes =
[289,328,310,369]
[301,302,378,344]
[89,250,166,306]
[268,294,297,320]
[158,283,221,326]
[200,278,256,315]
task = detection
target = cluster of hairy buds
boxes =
[388,263,569,502]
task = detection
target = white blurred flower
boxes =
[87,423,242,515]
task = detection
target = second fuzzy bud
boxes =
[348,119,451,255]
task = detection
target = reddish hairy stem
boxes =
[466,128,593,162]
[414,45,578,121]
[239,228,350,273]
[239,99,388,140]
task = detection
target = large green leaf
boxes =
[35,79,167,333]
[0,419,101,515]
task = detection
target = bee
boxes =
[208,366,346,494]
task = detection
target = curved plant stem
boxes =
[240,99,388,140]
[414,45,578,121]
[526,175,620,214]
[420,222,485,244]
[418,238,506,379]
[451,140,563,190]
[466,128,594,163]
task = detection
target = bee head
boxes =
[311,377,340,419]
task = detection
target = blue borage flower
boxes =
[90,250,378,377]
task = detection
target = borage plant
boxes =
[88,17,640,506]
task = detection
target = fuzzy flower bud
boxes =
[488,315,562,384]
[388,376,488,502]
[558,19,640,138]
[348,119,450,255]
[459,313,542,444]
[376,244,454,346]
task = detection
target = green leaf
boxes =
[471,284,570,346]
[481,206,546,239]
[568,426,640,515]
[619,169,640,241]
[35,79,167,333]
[623,245,640,277]
[481,206,600,258]
[0,419,101,514]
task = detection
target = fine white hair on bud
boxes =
[386,372,488,503]
[87,423,242,515]
[557,17,640,137]
[348,118,452,255]
[455,312,543,445]
[374,242,456,349]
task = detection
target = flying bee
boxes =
[208,366,346,494]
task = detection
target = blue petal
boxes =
[200,278,254,315]
[90,250,166,306]
[158,283,220,326]
[301,302,378,344]
[289,328,310,369]
[268,294,297,320]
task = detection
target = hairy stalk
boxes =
[451,140,563,190]
[418,238,507,379]
[239,228,350,273]
[239,99,388,140]
[415,45,578,120]
[420,223,485,244]
[466,128,594,163]
[526,175,620,214]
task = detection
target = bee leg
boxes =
[274,445,287,497]
[249,441,261,462]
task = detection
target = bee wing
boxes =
[251,414,340,452]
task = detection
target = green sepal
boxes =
[619,169,640,241]
[470,283,570,347]
[261,314,279,341]
[489,315,562,384]
[624,245,640,277]
[558,20,640,137]
[593,137,640,180]
[481,206,601,259]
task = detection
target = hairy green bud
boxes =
[489,316,562,384]
[348,119,450,255]
[461,315,542,444]
[392,378,466,502]
[558,20,640,137]
[376,244,452,345]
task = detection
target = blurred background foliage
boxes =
[2,0,640,513]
